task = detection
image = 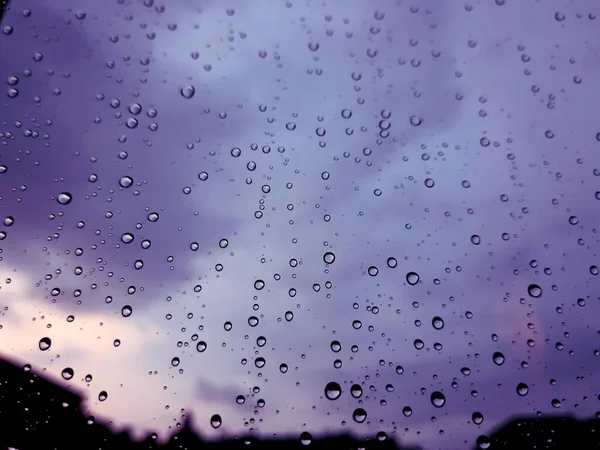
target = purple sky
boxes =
[1,1,599,449]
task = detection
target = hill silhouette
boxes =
[0,354,599,450]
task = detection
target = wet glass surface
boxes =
[1,1,599,448]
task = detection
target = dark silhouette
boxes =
[0,0,9,25]
[0,354,417,450]
[1,354,599,450]
[481,414,600,449]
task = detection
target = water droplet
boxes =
[406,272,420,285]
[323,252,335,264]
[368,266,379,276]
[255,357,266,368]
[39,337,52,351]
[219,238,229,248]
[472,411,484,425]
[61,367,74,380]
[409,115,423,126]
[350,384,363,398]
[516,382,529,396]
[476,435,491,449]
[119,176,133,188]
[57,192,72,205]
[98,390,108,401]
[196,341,207,352]
[470,234,481,245]
[324,381,342,400]
[431,391,446,407]
[330,340,341,352]
[254,279,265,290]
[527,284,542,298]
[432,316,444,330]
[121,305,132,317]
[352,408,367,423]
[387,257,397,268]
[181,85,195,99]
[121,233,134,244]
[210,414,222,429]
[493,351,505,366]
[300,431,312,445]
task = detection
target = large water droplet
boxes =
[181,84,195,99]
[121,233,134,244]
[324,381,342,400]
[196,341,207,352]
[432,316,444,330]
[406,272,420,285]
[350,384,363,398]
[300,431,312,446]
[39,337,52,351]
[516,382,529,396]
[527,284,542,298]
[57,192,72,205]
[119,176,133,188]
[323,252,335,264]
[352,408,367,423]
[61,367,74,380]
[210,414,222,429]
[492,351,505,365]
[431,391,446,407]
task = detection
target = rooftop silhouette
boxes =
[1,354,599,450]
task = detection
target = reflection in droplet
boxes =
[350,384,363,398]
[181,84,195,99]
[431,391,446,407]
[323,252,335,264]
[352,408,367,423]
[493,351,505,366]
[121,233,134,244]
[61,367,74,380]
[527,284,542,298]
[210,414,222,429]
[196,341,207,352]
[324,382,342,400]
[57,192,72,205]
[406,272,420,285]
[300,431,312,446]
[119,176,133,188]
[516,382,529,396]
[39,337,52,351]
